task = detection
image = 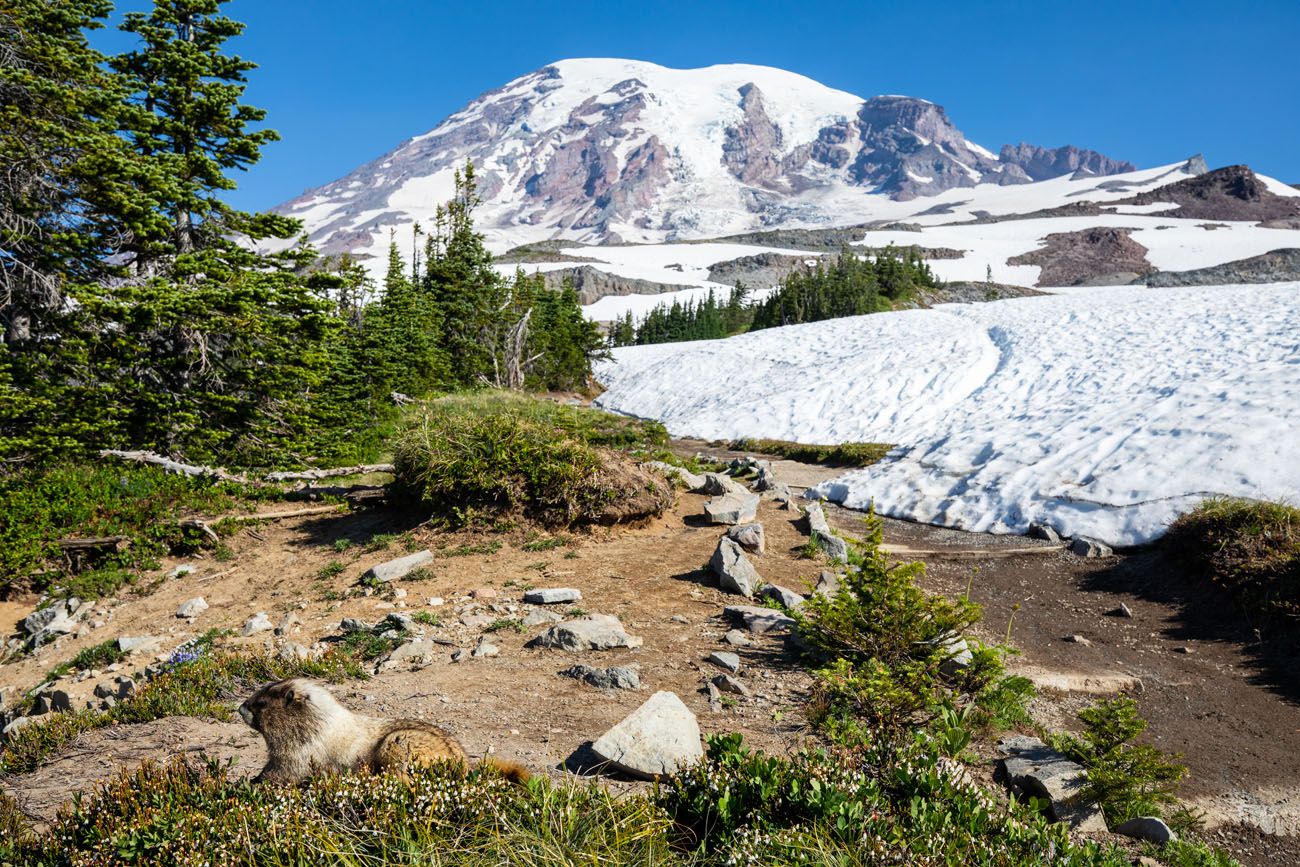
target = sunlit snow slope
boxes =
[594,284,1300,546]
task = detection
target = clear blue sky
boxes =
[93,0,1300,212]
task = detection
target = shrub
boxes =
[1165,497,1300,631]
[728,438,893,467]
[1049,697,1187,826]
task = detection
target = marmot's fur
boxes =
[238,678,529,784]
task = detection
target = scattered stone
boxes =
[1114,816,1176,845]
[459,612,493,629]
[523,588,582,605]
[362,549,434,584]
[710,537,762,597]
[707,651,741,673]
[113,676,135,699]
[644,461,705,490]
[814,570,842,598]
[725,522,766,555]
[471,637,499,659]
[240,612,274,636]
[175,597,208,619]
[590,691,703,779]
[706,680,723,713]
[275,612,302,636]
[938,634,973,676]
[804,503,849,563]
[723,629,752,647]
[997,735,1107,832]
[384,612,415,633]
[1109,602,1134,618]
[22,598,83,647]
[1027,523,1061,543]
[32,690,71,715]
[339,617,369,633]
[523,609,564,628]
[93,682,115,700]
[704,492,760,525]
[559,664,640,690]
[2,716,35,739]
[165,565,196,580]
[450,648,470,663]
[759,584,805,610]
[276,642,312,662]
[768,482,797,508]
[471,588,498,600]
[724,605,795,635]
[669,614,689,624]
[1173,646,1193,654]
[527,614,643,652]
[392,588,408,599]
[117,635,161,654]
[712,674,751,697]
[1070,537,1113,558]
[427,597,445,607]
[698,472,747,497]
[1063,634,1092,646]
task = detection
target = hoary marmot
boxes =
[238,678,529,784]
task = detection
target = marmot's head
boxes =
[238,678,338,742]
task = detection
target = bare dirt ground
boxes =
[2,446,1298,866]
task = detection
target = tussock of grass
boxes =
[1165,497,1300,630]
[393,392,671,527]
[40,639,128,684]
[729,438,893,467]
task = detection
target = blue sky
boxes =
[94,0,1300,212]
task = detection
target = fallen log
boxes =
[264,464,395,482]
[99,450,252,484]
[57,536,129,553]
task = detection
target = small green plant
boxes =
[932,702,974,758]
[484,618,525,634]
[411,611,440,626]
[728,438,893,467]
[527,560,549,572]
[317,560,346,580]
[1049,697,1187,825]
[522,535,566,552]
[331,538,353,552]
[1151,838,1241,867]
[336,625,407,661]
[41,639,128,683]
[364,532,398,552]
[565,607,587,618]
[212,543,235,562]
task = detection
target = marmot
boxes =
[238,678,529,784]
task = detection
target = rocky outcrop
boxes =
[539,266,693,306]
[707,252,813,288]
[1119,165,1300,221]
[1142,248,1300,286]
[999,143,1136,181]
[590,691,703,779]
[996,735,1107,832]
[915,281,1046,306]
[1008,227,1155,287]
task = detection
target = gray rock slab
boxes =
[117,635,161,654]
[704,492,760,525]
[527,614,643,652]
[1070,537,1113,558]
[723,629,752,647]
[1028,523,1061,543]
[590,691,703,779]
[759,584,805,610]
[644,461,705,490]
[175,598,208,619]
[707,651,741,673]
[697,472,747,497]
[523,588,583,605]
[997,735,1107,832]
[471,637,499,658]
[710,537,762,597]
[240,613,273,636]
[725,522,766,555]
[559,664,640,690]
[724,605,795,635]
[712,673,751,697]
[1114,816,1175,845]
[362,549,434,583]
[523,608,564,627]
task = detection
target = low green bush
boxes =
[1165,497,1300,632]
[728,438,893,467]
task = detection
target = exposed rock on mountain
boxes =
[1143,248,1300,286]
[272,59,1133,257]
[1008,227,1155,286]
[1119,165,1300,221]
[538,266,694,305]
[707,252,813,288]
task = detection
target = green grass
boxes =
[521,535,566,552]
[0,463,268,599]
[1165,497,1300,632]
[317,560,346,580]
[393,392,671,527]
[411,611,440,627]
[483,618,525,634]
[39,639,128,685]
[729,438,893,467]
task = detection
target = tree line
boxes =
[0,0,602,468]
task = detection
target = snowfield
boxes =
[594,283,1300,546]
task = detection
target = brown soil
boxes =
[2,449,1298,865]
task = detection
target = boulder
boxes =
[707,651,741,673]
[709,538,762,597]
[559,664,640,690]
[523,608,564,627]
[723,629,752,647]
[175,597,208,619]
[2,715,35,739]
[644,461,705,491]
[1114,816,1176,845]
[938,634,973,675]
[590,691,703,779]
[698,472,747,497]
[724,605,795,635]
[805,502,849,563]
[523,588,583,605]
[340,618,369,633]
[362,549,434,583]
[759,584,805,610]
[712,673,751,697]
[23,598,83,648]
[1070,537,1113,558]
[704,492,760,525]
[997,735,1107,832]
[116,635,161,654]
[276,612,302,636]
[725,522,766,555]
[471,636,499,659]
[383,612,415,633]
[814,570,843,598]
[527,614,643,652]
[240,613,273,636]
[1028,523,1062,543]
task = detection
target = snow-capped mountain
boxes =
[272,58,1135,258]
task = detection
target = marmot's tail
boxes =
[479,757,531,785]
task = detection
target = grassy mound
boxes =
[728,437,893,467]
[393,393,672,527]
[1165,497,1300,630]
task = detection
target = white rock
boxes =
[175,598,208,619]
[1114,816,1176,845]
[725,522,766,555]
[523,588,582,605]
[117,635,162,654]
[590,691,703,779]
[704,492,759,525]
[759,584,805,609]
[240,613,273,636]
[362,549,434,583]
[527,614,643,652]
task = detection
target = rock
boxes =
[559,664,640,690]
[1028,523,1061,543]
[276,612,302,636]
[523,588,583,605]
[471,637,499,659]
[22,598,82,647]
[768,482,797,508]
[723,629,752,647]
[670,614,689,624]
[2,716,35,739]
[1070,537,1113,558]
[725,522,766,555]
[175,597,208,619]
[471,588,498,600]
[1109,603,1134,618]
[427,597,445,607]
[523,609,564,627]
[938,634,973,676]
[392,588,407,599]
[362,550,434,583]
[707,651,741,673]
[165,564,196,580]
[814,570,842,598]
[1114,816,1176,845]
[450,648,470,663]
[1063,634,1092,646]
[590,691,703,779]
[709,538,762,597]
[997,735,1107,832]
[113,676,135,699]
[724,605,795,635]
[339,617,369,633]
[712,674,751,697]
[93,681,115,700]
[698,472,747,497]
[528,614,643,652]
[240,612,274,636]
[805,502,849,563]
[644,461,705,491]
[704,492,760,525]
[33,690,71,715]
[276,642,312,662]
[117,635,161,654]
[459,612,493,629]
[759,584,805,610]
